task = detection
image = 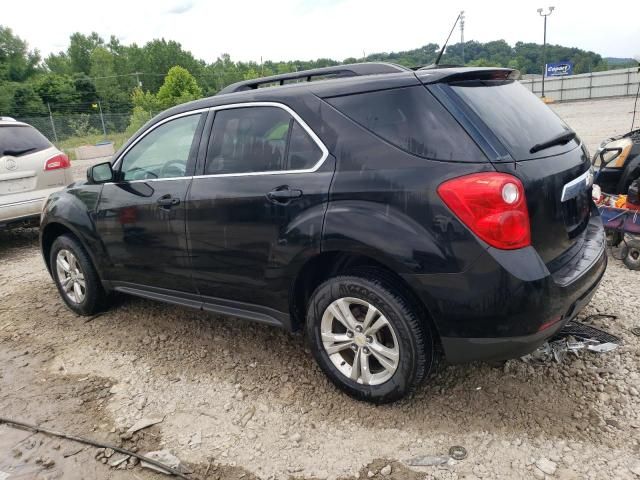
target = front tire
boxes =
[50,234,107,315]
[306,273,433,403]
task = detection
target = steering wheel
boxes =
[161,160,186,178]
[124,167,158,180]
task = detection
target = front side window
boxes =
[120,114,202,181]
[205,106,322,175]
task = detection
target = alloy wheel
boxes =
[320,297,399,385]
[55,249,86,304]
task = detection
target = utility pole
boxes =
[537,6,555,99]
[460,11,465,64]
[134,72,142,88]
[98,101,107,138]
[47,103,58,143]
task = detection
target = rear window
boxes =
[0,125,51,156]
[326,86,484,162]
[450,80,576,160]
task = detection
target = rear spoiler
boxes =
[416,67,520,84]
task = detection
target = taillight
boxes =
[44,153,70,171]
[437,172,531,250]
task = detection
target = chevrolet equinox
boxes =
[40,63,606,403]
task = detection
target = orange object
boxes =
[615,195,628,208]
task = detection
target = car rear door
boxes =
[186,103,334,321]
[95,111,206,293]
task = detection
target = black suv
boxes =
[41,63,606,403]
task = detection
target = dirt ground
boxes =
[1,96,640,480]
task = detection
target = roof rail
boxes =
[217,62,410,95]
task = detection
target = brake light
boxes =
[437,172,530,250]
[44,153,70,171]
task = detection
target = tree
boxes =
[68,32,103,74]
[11,83,46,116]
[0,25,40,82]
[156,66,202,108]
[34,74,76,112]
[45,52,73,75]
[72,74,97,104]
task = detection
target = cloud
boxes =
[166,0,195,14]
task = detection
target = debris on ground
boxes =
[380,464,392,476]
[404,455,450,466]
[521,320,621,364]
[535,457,558,476]
[126,415,164,434]
[141,449,188,475]
[448,446,467,461]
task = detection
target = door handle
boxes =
[157,194,180,208]
[267,187,303,203]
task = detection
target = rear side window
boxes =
[0,125,51,156]
[205,106,323,175]
[287,121,323,170]
[326,86,484,161]
[450,80,576,160]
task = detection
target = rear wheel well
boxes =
[290,252,437,339]
[41,223,76,272]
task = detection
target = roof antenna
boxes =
[434,11,464,66]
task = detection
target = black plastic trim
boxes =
[111,282,289,328]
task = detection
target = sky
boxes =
[4,0,640,63]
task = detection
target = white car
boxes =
[0,118,73,228]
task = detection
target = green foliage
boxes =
[131,87,161,112]
[125,106,154,136]
[156,65,202,108]
[68,32,103,74]
[0,25,40,82]
[11,83,46,115]
[67,113,100,137]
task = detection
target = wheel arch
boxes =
[289,249,441,342]
[40,221,105,281]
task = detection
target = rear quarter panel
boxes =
[316,100,492,275]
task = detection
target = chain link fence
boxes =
[15,112,132,144]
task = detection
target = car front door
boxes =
[96,111,206,294]
[186,104,334,322]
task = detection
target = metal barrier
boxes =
[521,67,640,102]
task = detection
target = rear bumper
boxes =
[0,198,46,227]
[404,213,607,363]
[1,185,66,226]
[439,257,604,363]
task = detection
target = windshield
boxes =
[450,80,578,161]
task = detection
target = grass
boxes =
[55,132,130,160]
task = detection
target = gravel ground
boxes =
[1,97,640,480]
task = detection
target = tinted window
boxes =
[0,125,51,156]
[286,121,323,170]
[326,86,483,161]
[120,114,201,181]
[450,80,576,160]
[206,107,292,175]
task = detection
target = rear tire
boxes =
[50,234,107,315]
[305,273,433,403]
[622,239,640,270]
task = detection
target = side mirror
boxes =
[87,162,114,184]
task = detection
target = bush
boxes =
[125,106,153,137]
